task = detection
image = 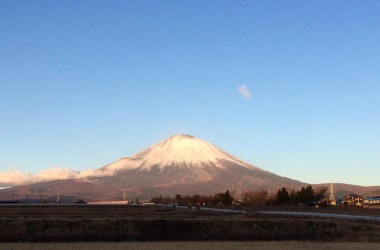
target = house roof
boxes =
[365,197,380,201]
[343,194,362,198]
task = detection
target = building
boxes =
[343,194,363,207]
[363,196,380,209]
[87,200,129,205]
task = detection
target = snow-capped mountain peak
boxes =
[98,134,252,175]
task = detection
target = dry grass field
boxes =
[1,242,380,250]
[1,204,380,218]
[0,205,379,242]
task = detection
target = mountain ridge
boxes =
[0,134,378,200]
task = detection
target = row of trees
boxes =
[240,189,269,206]
[276,185,328,206]
[150,185,328,207]
[238,185,327,206]
[150,190,234,206]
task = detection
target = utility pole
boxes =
[329,180,335,200]
[329,179,336,206]
[11,194,17,202]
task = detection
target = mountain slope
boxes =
[98,134,258,174]
[313,183,380,198]
[0,134,307,200]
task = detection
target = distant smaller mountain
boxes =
[313,183,380,198]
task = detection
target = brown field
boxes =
[1,204,380,218]
[0,205,379,242]
[1,242,380,250]
[245,206,380,217]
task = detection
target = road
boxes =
[256,210,380,223]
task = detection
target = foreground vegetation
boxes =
[0,205,379,242]
[1,217,378,242]
[1,242,380,250]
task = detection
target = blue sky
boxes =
[1,1,379,186]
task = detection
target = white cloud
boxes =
[35,167,79,181]
[0,167,99,186]
[238,85,252,100]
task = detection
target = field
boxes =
[2,204,380,218]
[0,205,379,242]
[1,242,380,250]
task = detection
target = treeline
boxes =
[150,190,234,206]
[0,200,20,204]
[244,185,328,206]
[150,185,328,207]
[276,185,328,206]
[236,185,327,206]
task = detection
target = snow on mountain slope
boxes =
[98,134,257,175]
[0,134,309,200]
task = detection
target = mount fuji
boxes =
[1,134,305,200]
[99,134,253,174]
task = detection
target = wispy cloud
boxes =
[0,167,99,186]
[238,85,252,100]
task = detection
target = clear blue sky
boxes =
[1,1,379,186]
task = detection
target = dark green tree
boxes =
[276,187,290,205]
[290,190,297,205]
[174,194,182,204]
[222,190,233,205]
[213,193,224,205]
[298,187,307,203]
[305,185,315,203]
[192,194,201,205]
